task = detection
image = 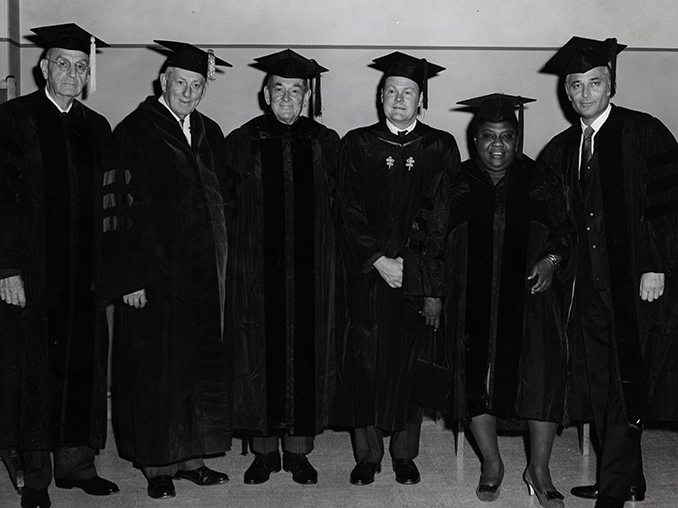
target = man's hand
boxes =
[422,297,442,330]
[373,255,404,288]
[123,289,147,308]
[0,275,26,307]
[527,258,556,294]
[640,272,664,302]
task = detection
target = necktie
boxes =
[397,130,407,137]
[580,126,594,177]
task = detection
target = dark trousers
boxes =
[251,435,314,455]
[143,457,205,479]
[353,423,421,464]
[23,446,97,489]
[577,282,645,501]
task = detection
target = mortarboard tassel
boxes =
[605,38,618,97]
[422,58,428,110]
[207,49,217,81]
[313,59,322,117]
[517,97,524,160]
[89,35,96,94]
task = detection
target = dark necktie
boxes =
[397,130,408,137]
[580,126,594,178]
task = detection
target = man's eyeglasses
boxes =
[45,58,90,75]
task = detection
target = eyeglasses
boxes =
[45,58,90,75]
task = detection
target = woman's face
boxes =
[474,120,518,173]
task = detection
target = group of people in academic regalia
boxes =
[2,22,678,508]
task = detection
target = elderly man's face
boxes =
[264,76,310,125]
[160,67,207,121]
[565,66,612,125]
[40,48,89,105]
[474,120,518,173]
[381,76,422,129]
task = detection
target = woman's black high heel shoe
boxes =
[476,469,503,502]
[524,468,565,508]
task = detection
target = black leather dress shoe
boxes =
[349,461,381,485]
[629,484,647,501]
[283,452,318,484]
[175,466,229,486]
[571,483,646,502]
[595,496,625,508]
[243,451,282,484]
[147,475,176,499]
[21,487,51,508]
[393,458,420,485]
[570,484,599,499]
[55,476,120,495]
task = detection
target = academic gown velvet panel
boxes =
[335,122,460,431]
[537,105,678,424]
[102,97,231,466]
[225,113,340,436]
[0,91,111,451]
[446,157,571,424]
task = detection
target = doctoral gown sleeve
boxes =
[637,116,678,274]
[0,101,29,280]
[402,141,460,299]
[532,155,572,264]
[337,131,386,272]
[101,110,165,300]
[636,115,678,421]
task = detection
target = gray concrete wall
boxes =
[0,0,20,100]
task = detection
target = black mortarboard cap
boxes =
[370,51,445,109]
[457,93,536,159]
[155,40,231,81]
[541,36,626,96]
[253,49,328,79]
[31,23,108,94]
[253,49,328,117]
[31,23,109,54]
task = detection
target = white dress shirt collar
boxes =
[159,95,192,145]
[580,103,612,134]
[386,118,417,136]
[44,88,72,113]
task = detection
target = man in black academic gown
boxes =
[539,37,678,508]
[0,23,118,508]
[101,41,232,500]
[225,49,339,486]
[336,52,460,486]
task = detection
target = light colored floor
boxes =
[2,417,677,508]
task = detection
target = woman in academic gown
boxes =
[446,94,572,507]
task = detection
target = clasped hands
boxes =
[373,255,441,329]
[373,255,403,288]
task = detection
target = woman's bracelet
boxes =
[544,254,560,271]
